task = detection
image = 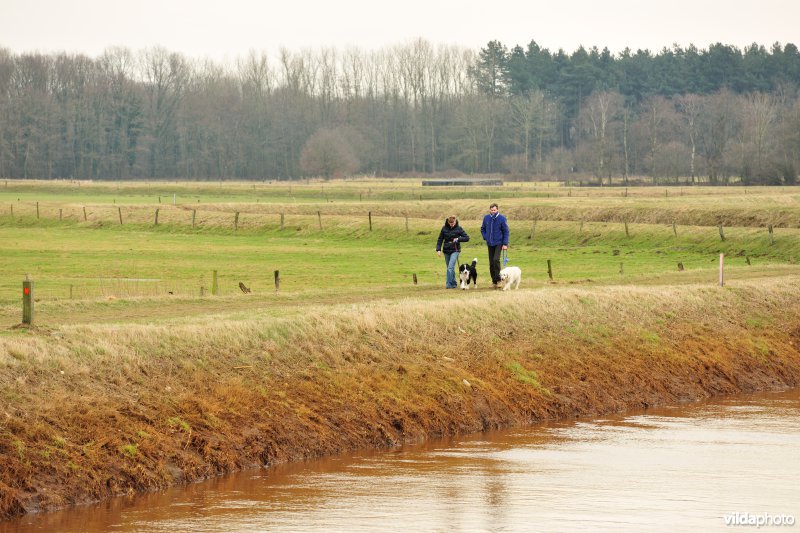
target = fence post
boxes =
[83,206,87,221]
[529,219,538,240]
[768,224,774,245]
[234,211,240,231]
[719,253,725,287]
[624,221,630,238]
[280,213,285,230]
[36,202,39,219]
[22,276,33,326]
[212,270,218,295]
[368,211,372,231]
[59,208,63,221]
[718,224,725,241]
[619,262,624,275]
[547,259,553,281]
[118,207,123,225]
[405,215,409,233]
[274,270,280,293]
[317,211,322,230]
[672,220,677,237]
[192,209,196,229]
[154,208,159,226]
[9,204,12,218]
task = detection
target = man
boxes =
[480,203,509,289]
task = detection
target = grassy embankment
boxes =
[1,180,800,518]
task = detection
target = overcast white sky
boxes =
[3,0,798,62]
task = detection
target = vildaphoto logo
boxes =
[724,512,796,527]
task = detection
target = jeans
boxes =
[444,252,460,288]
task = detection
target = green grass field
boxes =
[2,179,800,327]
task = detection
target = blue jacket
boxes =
[481,213,509,246]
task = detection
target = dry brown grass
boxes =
[2,277,800,517]
[6,181,800,229]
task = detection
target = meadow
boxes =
[2,179,800,518]
[2,178,800,327]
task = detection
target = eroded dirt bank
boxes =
[2,279,800,519]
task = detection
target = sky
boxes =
[2,0,798,62]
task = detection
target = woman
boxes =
[436,215,470,289]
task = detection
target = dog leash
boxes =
[502,248,509,267]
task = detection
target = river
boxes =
[4,388,799,532]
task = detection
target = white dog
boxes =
[499,266,522,290]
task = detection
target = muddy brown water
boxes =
[4,388,799,532]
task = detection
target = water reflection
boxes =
[4,389,799,532]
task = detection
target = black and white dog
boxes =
[459,258,478,290]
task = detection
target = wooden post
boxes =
[768,224,774,245]
[9,204,12,218]
[579,220,583,233]
[118,207,123,225]
[274,270,280,293]
[83,206,87,221]
[745,256,751,266]
[719,253,724,287]
[718,224,725,241]
[678,262,685,271]
[317,211,322,230]
[368,211,372,231]
[619,262,624,275]
[624,221,630,238]
[412,273,418,285]
[59,208,63,221]
[22,277,33,326]
[234,211,240,231]
[212,270,218,295]
[36,202,39,219]
[547,259,553,280]
[672,220,677,237]
[280,213,285,230]
[405,215,409,233]
[158,196,161,204]
[154,208,159,226]
[192,209,196,229]
[529,219,538,240]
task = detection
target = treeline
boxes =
[0,39,799,183]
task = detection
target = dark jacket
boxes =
[481,212,509,246]
[436,219,470,254]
